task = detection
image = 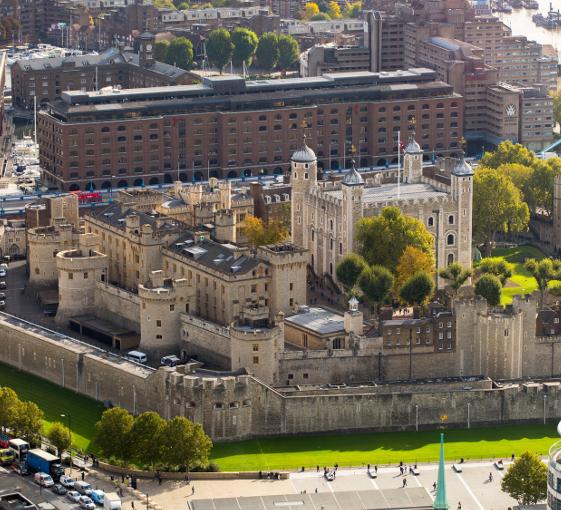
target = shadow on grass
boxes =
[0,361,104,451]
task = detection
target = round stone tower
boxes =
[55,233,108,326]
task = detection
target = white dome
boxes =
[342,161,364,186]
[405,136,422,154]
[291,138,316,163]
[452,154,474,176]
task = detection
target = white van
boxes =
[126,351,147,364]
[74,480,93,495]
[34,472,54,487]
[104,492,122,510]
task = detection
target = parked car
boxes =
[91,489,105,505]
[0,282,7,290]
[0,301,6,310]
[0,263,8,270]
[79,495,96,510]
[0,269,7,278]
[59,475,75,488]
[67,490,81,503]
[0,293,6,300]
[34,472,54,487]
[74,481,93,495]
[160,355,181,367]
[51,483,67,495]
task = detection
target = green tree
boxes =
[243,215,288,247]
[165,37,194,70]
[0,387,20,431]
[473,168,530,256]
[130,411,166,469]
[231,28,258,67]
[335,253,368,294]
[302,1,320,18]
[47,422,72,457]
[395,245,434,290]
[481,141,537,169]
[94,408,134,464]
[343,0,362,17]
[311,12,331,19]
[328,0,342,17]
[528,160,561,216]
[153,0,176,7]
[256,33,279,71]
[12,401,44,443]
[153,40,170,62]
[357,265,394,314]
[161,417,213,470]
[501,451,547,505]
[398,271,435,309]
[474,274,502,307]
[524,257,561,308]
[496,163,534,209]
[439,263,472,301]
[277,35,300,71]
[356,206,434,273]
[206,28,233,74]
[551,90,561,128]
[477,257,513,286]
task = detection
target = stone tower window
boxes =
[428,217,434,227]
[448,253,454,265]
[304,173,309,179]
[447,234,455,245]
[448,215,454,225]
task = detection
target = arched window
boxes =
[448,215,454,225]
[447,253,454,265]
[428,217,434,227]
[447,234,455,245]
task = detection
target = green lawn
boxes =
[0,361,105,452]
[210,424,560,471]
[491,245,545,305]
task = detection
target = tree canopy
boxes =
[395,245,434,290]
[160,417,213,471]
[231,28,258,67]
[501,451,547,505]
[357,265,394,313]
[94,407,134,465]
[439,263,472,300]
[166,37,194,70]
[0,387,43,443]
[47,422,72,457]
[481,141,537,169]
[243,215,288,248]
[277,35,300,70]
[256,32,279,70]
[336,253,368,294]
[153,40,170,62]
[129,411,166,469]
[524,257,561,308]
[477,257,513,286]
[473,168,529,256]
[356,206,434,274]
[302,2,320,18]
[328,1,342,17]
[398,271,435,308]
[206,29,233,73]
[474,274,502,306]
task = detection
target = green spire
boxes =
[433,432,449,510]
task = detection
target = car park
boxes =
[91,489,105,505]
[51,483,67,495]
[79,495,96,510]
[59,475,75,488]
[67,490,81,503]
[34,472,54,487]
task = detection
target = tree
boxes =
[356,206,434,274]
[256,33,279,71]
[335,253,368,294]
[473,168,529,256]
[357,265,394,314]
[160,417,212,470]
[166,37,194,70]
[474,274,502,307]
[439,263,472,300]
[477,257,513,286]
[398,271,435,308]
[303,2,320,18]
[12,401,44,443]
[311,12,331,19]
[501,451,547,505]
[0,387,20,431]
[243,215,288,247]
[552,90,561,128]
[395,245,434,290]
[524,257,561,309]
[130,411,166,469]
[328,1,342,17]
[481,141,537,169]
[528,160,561,216]
[94,408,134,464]
[206,29,233,74]
[231,28,258,67]
[47,422,72,457]
[154,40,170,62]
[496,163,534,209]
[277,35,300,71]
[153,0,176,7]
[343,0,362,17]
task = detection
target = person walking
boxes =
[192,486,195,495]
[488,472,493,482]
[131,502,135,510]
[433,481,437,491]
[402,477,407,488]
[457,502,462,509]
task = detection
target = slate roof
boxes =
[285,307,346,335]
[326,182,447,203]
[86,202,179,233]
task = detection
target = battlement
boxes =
[257,243,308,264]
[56,247,107,271]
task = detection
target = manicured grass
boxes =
[491,245,546,305]
[210,424,559,471]
[0,361,104,452]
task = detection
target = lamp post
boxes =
[415,404,419,432]
[60,413,72,474]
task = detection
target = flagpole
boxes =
[397,130,401,199]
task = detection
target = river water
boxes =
[497,0,561,58]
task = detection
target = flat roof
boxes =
[285,307,345,336]
[190,487,433,510]
[325,183,448,204]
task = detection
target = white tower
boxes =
[290,136,317,249]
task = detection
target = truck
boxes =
[26,449,65,481]
[103,492,122,510]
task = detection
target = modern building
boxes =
[11,37,197,109]
[548,440,561,510]
[290,135,473,283]
[37,69,463,191]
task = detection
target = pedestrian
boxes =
[334,463,338,471]
[458,502,462,510]
[81,471,85,481]
[367,464,370,471]
[121,474,125,484]
[131,503,135,510]
[192,486,195,495]
[399,466,403,475]
[316,465,319,473]
[511,453,515,461]
[374,465,378,474]
[488,472,493,482]
[433,482,437,491]
[402,477,407,487]
[315,488,318,493]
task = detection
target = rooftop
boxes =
[285,307,345,335]
[325,182,448,204]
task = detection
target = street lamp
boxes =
[60,413,72,474]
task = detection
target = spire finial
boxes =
[433,432,449,510]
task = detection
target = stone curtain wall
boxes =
[1,313,561,441]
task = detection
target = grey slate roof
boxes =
[285,307,345,335]
[86,202,179,233]
[326,182,447,203]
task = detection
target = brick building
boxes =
[37,68,463,191]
